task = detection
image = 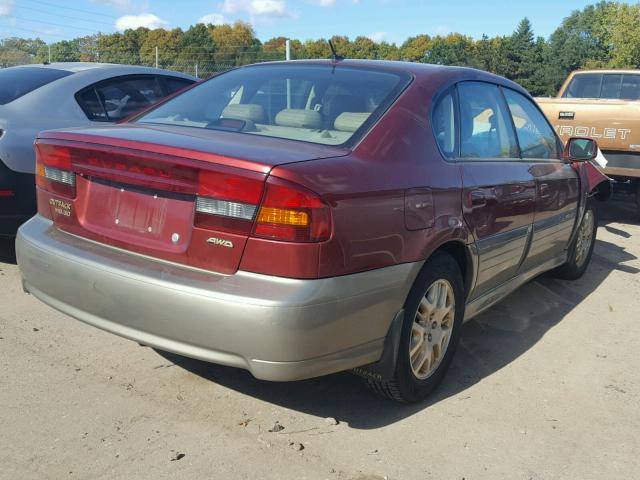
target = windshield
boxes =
[136,64,411,147]
[0,67,73,105]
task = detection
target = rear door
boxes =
[457,81,536,298]
[503,87,579,269]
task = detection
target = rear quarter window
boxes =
[0,67,73,105]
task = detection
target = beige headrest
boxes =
[221,104,266,124]
[334,112,370,132]
[275,109,322,129]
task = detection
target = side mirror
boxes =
[563,137,598,162]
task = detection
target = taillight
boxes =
[35,143,76,197]
[253,177,331,243]
[194,170,264,235]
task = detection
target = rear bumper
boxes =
[16,216,420,381]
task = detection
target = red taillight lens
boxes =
[253,177,331,243]
[35,143,76,198]
[194,170,265,235]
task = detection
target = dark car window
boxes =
[432,91,456,159]
[600,74,623,99]
[563,74,602,98]
[620,74,640,100]
[77,75,166,122]
[162,76,196,95]
[136,65,411,147]
[562,72,640,100]
[458,82,518,160]
[503,88,560,160]
[0,67,73,105]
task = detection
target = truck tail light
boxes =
[253,177,331,243]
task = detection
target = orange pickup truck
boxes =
[537,70,640,214]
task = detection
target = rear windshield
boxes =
[136,64,411,147]
[0,67,73,105]
[562,73,640,100]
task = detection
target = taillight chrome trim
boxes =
[195,197,257,221]
[44,166,76,186]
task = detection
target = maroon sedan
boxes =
[16,60,607,402]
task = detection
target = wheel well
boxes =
[435,241,473,296]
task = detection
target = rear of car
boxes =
[16,62,418,381]
[0,67,74,235]
[0,64,197,236]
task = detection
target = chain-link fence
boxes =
[0,44,292,78]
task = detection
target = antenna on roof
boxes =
[328,40,344,62]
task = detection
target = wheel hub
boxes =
[409,279,455,380]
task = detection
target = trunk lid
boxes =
[36,125,347,274]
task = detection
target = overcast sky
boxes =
[0,0,629,45]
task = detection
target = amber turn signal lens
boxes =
[257,207,309,226]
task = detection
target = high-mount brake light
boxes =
[253,177,331,243]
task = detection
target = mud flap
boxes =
[352,309,404,381]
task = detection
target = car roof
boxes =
[571,69,640,75]
[238,59,529,96]
[9,62,197,78]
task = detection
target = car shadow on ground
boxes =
[160,197,638,430]
[0,237,17,264]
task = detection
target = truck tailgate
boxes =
[536,97,640,153]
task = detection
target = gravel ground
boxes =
[1,193,639,480]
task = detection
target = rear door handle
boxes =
[470,190,488,207]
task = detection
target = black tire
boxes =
[553,201,598,281]
[635,181,640,219]
[367,252,465,403]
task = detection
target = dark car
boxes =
[0,62,197,236]
[16,60,607,402]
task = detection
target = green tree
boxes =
[0,37,45,66]
[399,34,431,62]
[140,28,183,68]
[607,3,640,67]
[425,33,473,65]
[210,22,259,66]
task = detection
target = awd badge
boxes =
[206,237,233,248]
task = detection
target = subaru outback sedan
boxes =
[16,60,607,403]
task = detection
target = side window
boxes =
[620,74,640,100]
[162,77,196,95]
[600,74,622,99]
[432,91,456,158]
[458,82,518,159]
[503,88,560,160]
[562,74,602,98]
[77,76,165,122]
[76,88,107,121]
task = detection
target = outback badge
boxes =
[206,237,234,248]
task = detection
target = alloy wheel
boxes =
[575,210,595,268]
[409,279,455,380]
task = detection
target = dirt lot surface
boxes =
[1,194,639,480]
